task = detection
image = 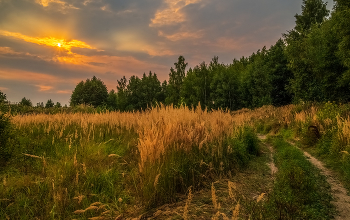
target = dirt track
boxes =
[257,134,277,175]
[286,140,350,220]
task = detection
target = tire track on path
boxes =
[287,140,350,220]
[257,134,277,176]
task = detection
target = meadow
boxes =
[0,102,349,219]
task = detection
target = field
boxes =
[1,103,350,219]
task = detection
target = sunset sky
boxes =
[0,0,333,106]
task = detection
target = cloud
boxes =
[35,0,79,10]
[0,30,96,54]
[36,85,53,91]
[158,30,203,41]
[150,0,203,27]
[57,90,71,94]
[35,0,65,7]
[0,46,21,55]
[0,87,8,91]
[0,68,63,83]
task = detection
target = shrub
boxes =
[0,113,16,168]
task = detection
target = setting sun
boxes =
[57,43,61,47]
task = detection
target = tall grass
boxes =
[1,104,263,218]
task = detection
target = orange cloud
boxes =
[36,0,65,7]
[0,47,53,61]
[0,68,64,83]
[150,0,202,27]
[158,30,203,41]
[54,52,168,74]
[0,47,18,55]
[36,85,53,91]
[0,30,96,54]
[35,0,79,10]
[0,87,8,91]
[57,90,71,94]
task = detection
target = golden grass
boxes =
[12,104,267,172]
[6,102,348,219]
[183,186,193,220]
[211,182,220,210]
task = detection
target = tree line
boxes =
[71,0,349,111]
[1,0,349,112]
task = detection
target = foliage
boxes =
[70,76,108,108]
[166,55,188,106]
[55,102,62,108]
[106,89,118,110]
[126,72,163,110]
[0,90,7,103]
[0,113,17,168]
[19,97,32,107]
[45,99,54,108]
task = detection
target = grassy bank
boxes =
[262,136,335,219]
[254,102,350,193]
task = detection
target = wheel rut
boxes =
[286,140,350,220]
[257,134,277,176]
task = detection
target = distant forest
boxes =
[2,0,350,112]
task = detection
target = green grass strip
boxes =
[264,135,335,219]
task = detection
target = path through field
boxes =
[286,140,350,220]
[257,134,277,175]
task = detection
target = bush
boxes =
[0,113,16,168]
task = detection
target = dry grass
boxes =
[7,103,344,219]
[12,104,266,173]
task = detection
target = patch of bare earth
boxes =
[288,140,350,220]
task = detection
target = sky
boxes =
[0,0,333,106]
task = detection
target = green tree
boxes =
[294,0,329,34]
[181,67,201,107]
[267,39,293,106]
[0,91,7,103]
[123,72,163,110]
[125,75,142,110]
[284,0,330,102]
[55,102,62,108]
[210,60,242,110]
[243,48,273,108]
[333,1,350,89]
[166,56,188,106]
[107,89,118,110]
[19,97,32,107]
[139,71,163,109]
[116,76,128,111]
[45,99,54,108]
[181,58,215,109]
[70,76,109,107]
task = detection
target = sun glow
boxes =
[0,30,96,54]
